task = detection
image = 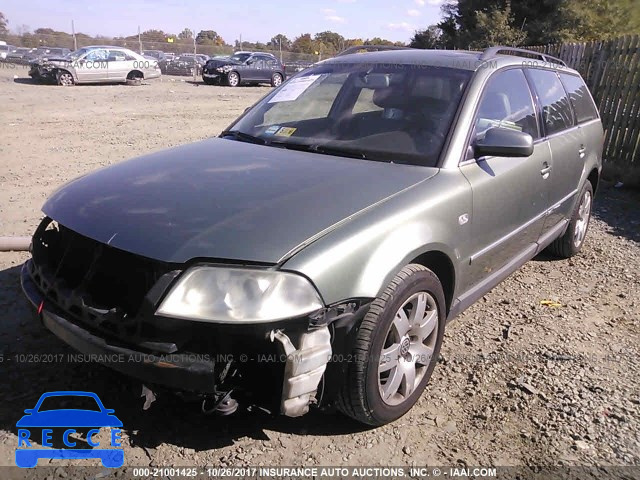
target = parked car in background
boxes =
[283,60,313,76]
[22,47,56,64]
[165,54,202,76]
[40,47,72,60]
[202,51,285,87]
[0,44,15,60]
[5,47,32,64]
[29,46,161,86]
[143,50,168,73]
[21,46,604,426]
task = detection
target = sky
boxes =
[2,0,446,43]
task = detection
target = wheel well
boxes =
[587,168,599,193]
[127,70,144,79]
[410,251,455,314]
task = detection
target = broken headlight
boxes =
[156,266,323,323]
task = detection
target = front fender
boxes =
[282,170,472,305]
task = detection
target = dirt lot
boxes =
[0,65,638,474]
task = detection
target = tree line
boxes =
[0,12,401,56]
[410,0,640,49]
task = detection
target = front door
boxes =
[76,48,109,83]
[459,68,551,292]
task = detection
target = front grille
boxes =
[30,217,176,334]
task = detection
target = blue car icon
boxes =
[16,391,124,468]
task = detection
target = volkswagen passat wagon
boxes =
[22,47,603,426]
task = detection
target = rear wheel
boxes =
[226,71,240,87]
[271,73,283,87]
[56,70,74,86]
[547,181,593,258]
[337,264,445,426]
[126,71,143,86]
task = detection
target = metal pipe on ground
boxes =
[0,236,31,252]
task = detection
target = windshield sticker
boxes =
[268,75,322,103]
[274,127,297,137]
[264,125,280,135]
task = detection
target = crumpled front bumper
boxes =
[21,261,218,393]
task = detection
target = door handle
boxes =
[540,163,552,178]
[578,145,586,159]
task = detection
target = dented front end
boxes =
[22,217,370,417]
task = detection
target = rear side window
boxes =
[527,69,575,135]
[474,68,539,140]
[559,73,598,123]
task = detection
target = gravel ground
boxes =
[0,65,638,473]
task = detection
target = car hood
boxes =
[43,138,436,264]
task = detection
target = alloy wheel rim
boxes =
[378,291,438,406]
[60,73,73,86]
[273,75,282,86]
[229,73,239,86]
[574,190,592,248]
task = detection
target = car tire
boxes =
[56,70,74,86]
[547,181,594,258]
[271,73,283,87]
[226,71,240,87]
[336,264,445,426]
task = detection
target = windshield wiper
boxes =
[268,140,370,160]
[220,130,266,145]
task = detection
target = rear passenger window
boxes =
[527,69,575,135]
[474,69,539,140]
[559,73,598,123]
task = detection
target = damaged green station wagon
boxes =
[22,47,603,426]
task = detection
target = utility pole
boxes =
[239,34,243,51]
[279,37,282,63]
[138,26,142,54]
[71,20,77,50]
[193,31,197,82]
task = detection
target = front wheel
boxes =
[271,73,283,87]
[337,264,445,426]
[56,70,74,86]
[226,71,240,87]
[547,181,593,258]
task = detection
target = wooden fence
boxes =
[530,35,640,172]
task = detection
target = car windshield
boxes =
[65,47,92,60]
[38,395,101,412]
[229,53,251,63]
[227,62,471,166]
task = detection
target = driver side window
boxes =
[474,69,539,141]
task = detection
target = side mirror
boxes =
[24,409,34,414]
[475,127,534,158]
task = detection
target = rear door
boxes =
[525,69,585,235]
[107,50,134,82]
[459,68,550,290]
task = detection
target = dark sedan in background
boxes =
[165,54,202,76]
[202,51,285,87]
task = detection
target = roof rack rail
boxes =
[480,46,566,67]
[336,45,415,57]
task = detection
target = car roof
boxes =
[324,48,579,75]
